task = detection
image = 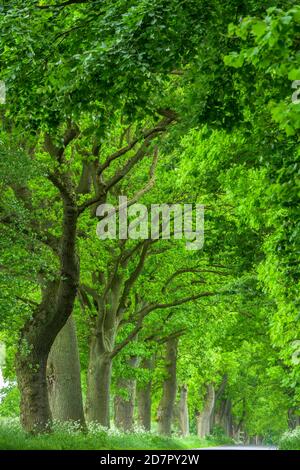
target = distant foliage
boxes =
[0,385,20,418]
[208,426,234,445]
[279,427,300,450]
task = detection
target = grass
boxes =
[0,419,217,450]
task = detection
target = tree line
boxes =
[0,0,299,441]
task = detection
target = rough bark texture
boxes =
[76,161,92,195]
[157,337,178,435]
[196,384,215,438]
[114,356,139,432]
[216,397,233,437]
[137,357,153,431]
[15,200,79,434]
[210,374,227,429]
[85,335,114,427]
[178,385,189,437]
[85,275,122,427]
[288,408,300,429]
[47,315,85,427]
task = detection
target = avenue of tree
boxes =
[0,0,299,442]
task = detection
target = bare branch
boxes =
[44,124,79,163]
[163,268,230,293]
[117,241,150,317]
[77,113,176,214]
[16,296,39,307]
[47,172,75,204]
[77,145,158,215]
[139,291,217,316]
[111,319,144,358]
[80,283,102,304]
[98,116,172,175]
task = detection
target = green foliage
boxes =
[278,427,300,450]
[0,420,211,450]
[0,386,20,418]
[208,426,234,445]
[0,0,299,447]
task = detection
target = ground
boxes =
[0,419,222,450]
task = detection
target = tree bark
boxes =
[85,275,122,427]
[219,397,233,437]
[196,384,215,438]
[76,161,92,195]
[157,337,178,435]
[15,200,79,434]
[47,315,85,427]
[16,351,50,434]
[210,374,227,429]
[178,385,189,437]
[114,356,139,432]
[288,408,300,430]
[85,334,113,427]
[137,357,153,431]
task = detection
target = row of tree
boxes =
[0,0,299,440]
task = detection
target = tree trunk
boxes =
[85,334,113,427]
[196,384,215,438]
[221,398,233,437]
[178,385,189,437]
[288,408,300,430]
[47,315,85,428]
[15,201,79,434]
[114,356,139,432]
[137,357,153,431]
[85,275,122,428]
[157,337,178,435]
[16,351,50,434]
[210,374,227,429]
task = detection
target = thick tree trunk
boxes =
[214,397,233,436]
[16,352,50,434]
[47,315,85,427]
[137,383,152,431]
[221,398,233,437]
[210,374,227,429]
[15,201,79,434]
[196,384,215,438]
[76,161,92,195]
[114,356,139,432]
[85,335,113,427]
[85,275,122,427]
[137,358,153,431]
[157,337,178,435]
[288,408,300,429]
[178,385,189,437]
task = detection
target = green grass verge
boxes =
[278,427,300,450]
[0,419,218,450]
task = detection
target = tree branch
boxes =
[140,291,217,316]
[163,268,230,293]
[16,296,39,307]
[117,241,150,317]
[38,0,92,9]
[44,124,79,163]
[111,320,144,359]
[97,115,172,175]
